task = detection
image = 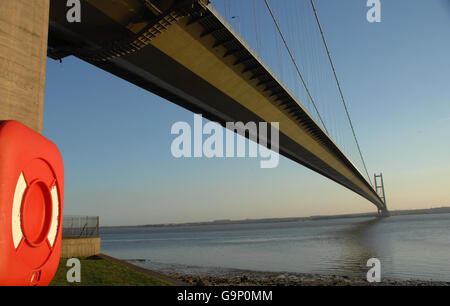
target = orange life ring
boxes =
[0,121,64,286]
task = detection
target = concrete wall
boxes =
[0,0,49,133]
[60,237,101,259]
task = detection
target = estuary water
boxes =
[100,213,450,282]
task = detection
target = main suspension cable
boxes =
[310,0,373,186]
[264,0,329,135]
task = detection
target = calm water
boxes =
[101,213,450,282]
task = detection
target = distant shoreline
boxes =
[103,206,450,228]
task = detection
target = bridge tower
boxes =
[374,173,388,215]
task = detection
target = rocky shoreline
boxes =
[167,271,449,286]
[127,260,450,286]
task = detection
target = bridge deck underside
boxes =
[47,0,385,210]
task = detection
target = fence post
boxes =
[97,216,100,237]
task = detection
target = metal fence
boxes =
[62,216,100,238]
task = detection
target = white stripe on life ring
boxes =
[48,185,59,247]
[12,173,26,249]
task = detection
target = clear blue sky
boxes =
[44,0,450,226]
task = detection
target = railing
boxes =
[62,216,100,238]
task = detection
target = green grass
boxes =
[50,257,172,286]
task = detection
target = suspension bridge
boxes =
[1,0,387,213]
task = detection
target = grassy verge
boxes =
[50,256,172,286]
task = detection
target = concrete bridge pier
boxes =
[0,0,50,134]
[377,207,390,217]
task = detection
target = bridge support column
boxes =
[0,0,50,134]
